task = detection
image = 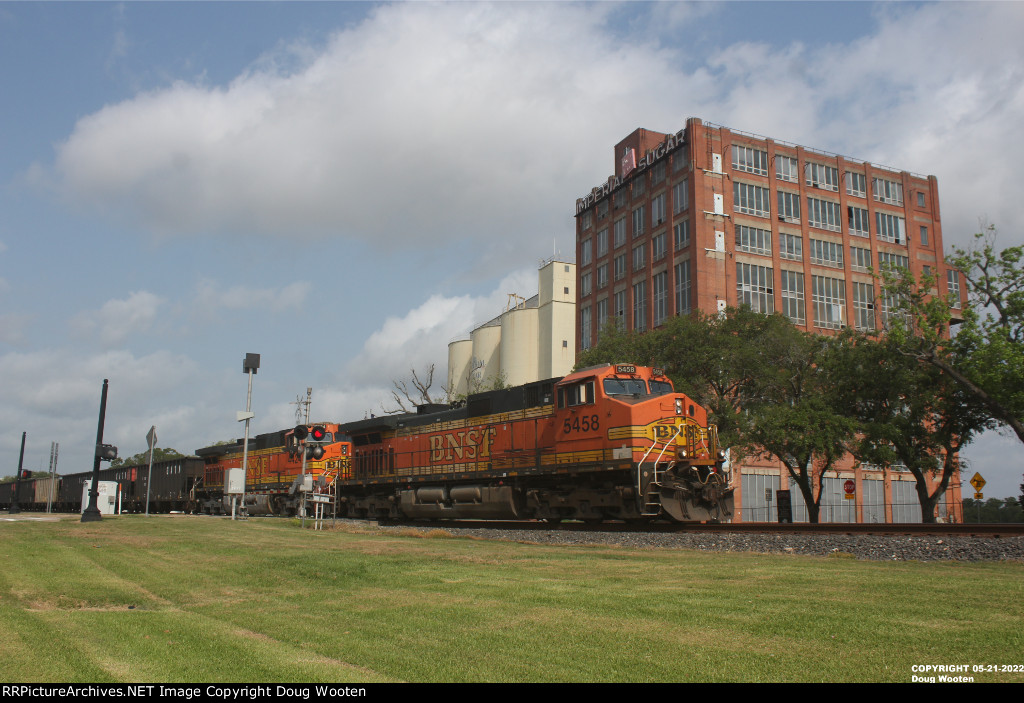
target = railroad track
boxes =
[378,518,1024,537]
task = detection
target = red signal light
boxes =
[310,425,327,442]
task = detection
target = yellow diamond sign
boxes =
[970,472,986,491]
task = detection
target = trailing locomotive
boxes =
[194,423,351,515]
[333,364,733,522]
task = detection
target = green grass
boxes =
[0,515,1021,683]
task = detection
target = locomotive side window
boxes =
[558,381,595,408]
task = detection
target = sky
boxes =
[1,1,1022,500]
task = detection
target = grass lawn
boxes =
[0,515,1021,683]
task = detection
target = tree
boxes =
[110,447,187,469]
[382,364,450,415]
[744,332,857,523]
[879,226,1024,444]
[833,334,994,523]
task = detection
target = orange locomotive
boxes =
[334,364,734,522]
[195,423,353,515]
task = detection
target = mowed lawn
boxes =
[0,515,1020,683]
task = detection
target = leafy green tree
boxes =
[961,496,1024,523]
[879,226,1024,444]
[110,447,187,468]
[744,332,857,523]
[833,334,994,523]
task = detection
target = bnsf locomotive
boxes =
[3,364,733,522]
[325,364,732,522]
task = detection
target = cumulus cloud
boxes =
[70,290,163,347]
[47,3,703,249]
[345,266,536,386]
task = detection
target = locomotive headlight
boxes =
[678,448,688,459]
[675,399,683,415]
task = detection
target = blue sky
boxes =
[1,1,1022,500]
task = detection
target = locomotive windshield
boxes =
[648,380,674,396]
[603,378,648,396]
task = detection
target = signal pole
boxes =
[82,379,117,523]
[8,432,26,514]
[237,354,260,519]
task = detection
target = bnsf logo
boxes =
[429,428,498,463]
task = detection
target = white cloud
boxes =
[70,290,163,347]
[46,3,703,251]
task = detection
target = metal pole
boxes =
[82,379,109,523]
[145,426,156,517]
[9,432,26,514]
[239,368,254,519]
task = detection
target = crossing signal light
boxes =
[310,425,327,442]
[294,425,308,441]
[306,444,325,460]
[96,444,118,461]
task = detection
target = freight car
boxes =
[332,364,733,522]
[0,457,204,514]
[194,423,352,515]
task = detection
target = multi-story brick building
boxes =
[573,117,963,522]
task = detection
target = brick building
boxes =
[573,117,963,522]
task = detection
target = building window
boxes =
[734,182,770,217]
[614,253,627,281]
[776,155,799,183]
[848,206,870,238]
[633,244,646,271]
[872,177,904,206]
[652,161,666,186]
[736,262,774,314]
[920,225,929,246]
[947,270,961,309]
[777,190,801,223]
[917,191,926,207]
[809,238,844,268]
[580,238,592,266]
[673,146,688,172]
[812,275,846,330]
[653,272,668,327]
[876,212,906,244]
[596,263,608,289]
[735,224,772,256]
[614,290,627,330]
[614,188,627,209]
[845,171,867,198]
[596,298,609,338]
[672,179,689,214]
[633,281,647,332]
[779,232,803,262]
[850,245,872,273]
[674,220,690,249]
[632,205,645,238]
[675,260,692,315]
[651,193,666,226]
[805,162,839,191]
[878,251,910,272]
[807,197,841,232]
[597,199,609,220]
[652,232,666,262]
[880,290,910,329]
[580,272,592,297]
[614,217,627,248]
[580,306,592,350]
[780,270,805,325]
[852,282,875,331]
[597,228,609,257]
[632,176,646,197]
[732,144,768,176]
[581,210,592,230]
